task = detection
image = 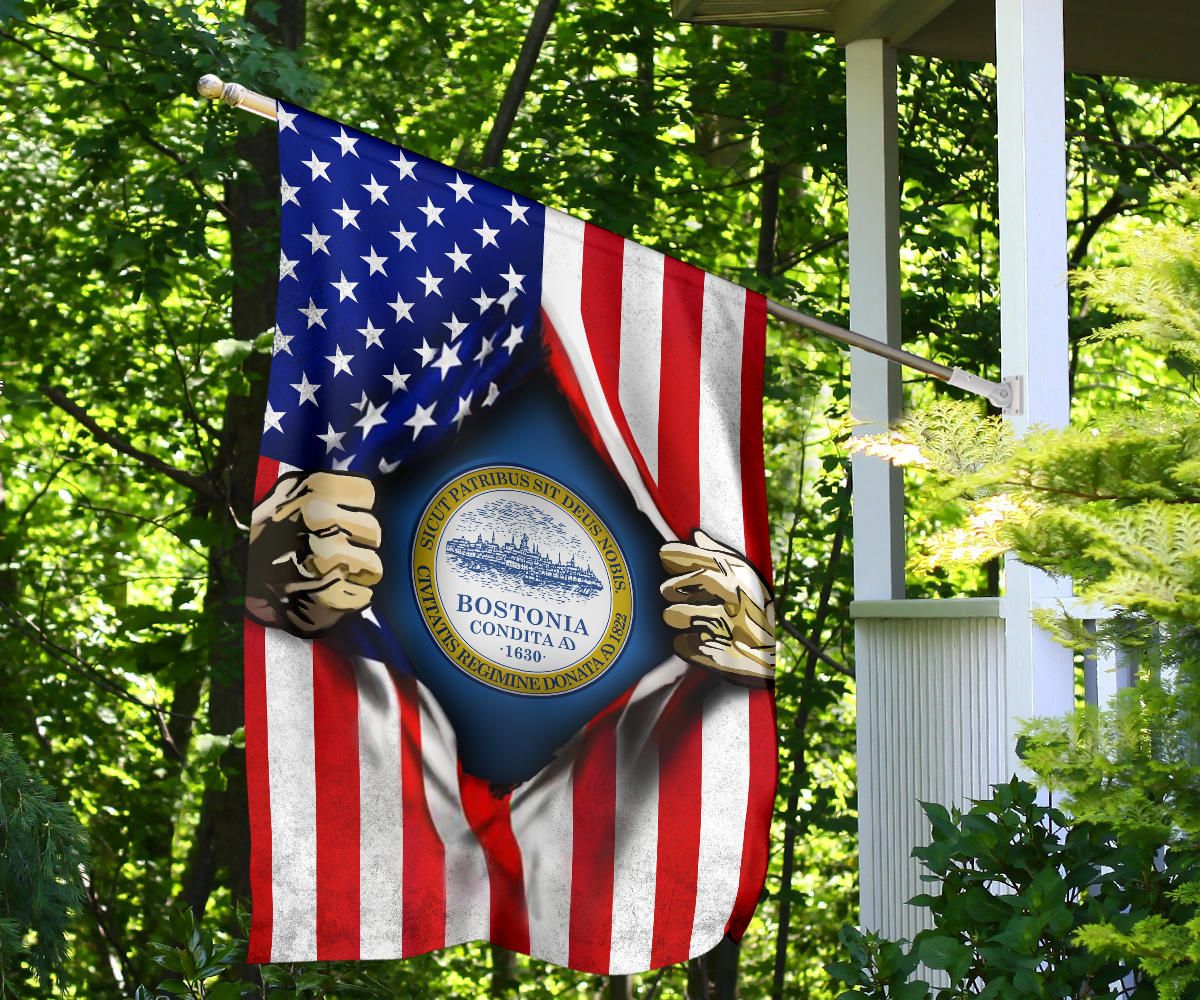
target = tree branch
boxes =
[40,385,221,501]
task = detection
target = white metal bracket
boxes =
[946,369,1024,414]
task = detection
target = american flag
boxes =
[244,102,776,974]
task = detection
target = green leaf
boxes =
[915,934,972,982]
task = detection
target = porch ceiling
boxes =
[670,0,1200,84]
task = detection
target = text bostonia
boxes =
[457,592,588,649]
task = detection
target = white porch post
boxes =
[846,37,905,935]
[995,0,1075,767]
[846,38,904,600]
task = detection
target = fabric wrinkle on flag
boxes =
[244,101,777,975]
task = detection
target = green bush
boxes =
[828,778,1158,999]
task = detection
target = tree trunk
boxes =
[478,0,560,170]
[756,32,788,277]
[608,973,632,999]
[771,483,850,1000]
[490,944,517,996]
[180,0,306,917]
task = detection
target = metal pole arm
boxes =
[195,74,1022,414]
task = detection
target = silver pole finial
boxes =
[195,74,278,120]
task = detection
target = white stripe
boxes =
[264,627,317,961]
[697,273,748,550]
[510,734,578,966]
[415,680,490,946]
[542,208,674,542]
[689,684,751,954]
[608,657,690,974]
[617,241,665,482]
[355,658,404,959]
[691,273,755,956]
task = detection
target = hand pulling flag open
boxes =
[243,102,777,974]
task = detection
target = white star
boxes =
[361,174,389,204]
[502,323,525,354]
[280,176,300,207]
[452,392,474,430]
[302,151,330,181]
[272,326,293,355]
[446,173,474,202]
[405,401,438,440]
[302,223,331,255]
[360,246,388,276]
[474,333,495,363]
[317,423,346,453]
[498,288,519,313]
[290,372,320,406]
[432,342,462,380]
[276,105,298,133]
[384,365,410,393]
[483,382,501,407]
[263,402,285,433]
[332,199,361,229]
[298,297,327,329]
[390,223,417,253]
[330,271,358,302]
[379,457,402,474]
[472,288,497,313]
[391,152,417,181]
[445,243,472,272]
[279,250,299,280]
[325,345,354,376]
[418,197,444,227]
[357,318,385,349]
[416,267,443,297]
[355,399,389,440]
[389,293,415,323]
[500,264,526,292]
[331,454,356,471]
[332,127,359,157]
[503,196,530,225]
[414,339,437,366]
[351,390,370,412]
[474,219,500,248]
[443,313,469,340]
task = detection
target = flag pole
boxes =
[196,74,1020,413]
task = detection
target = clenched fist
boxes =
[659,530,776,682]
[246,471,383,636]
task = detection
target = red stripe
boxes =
[254,456,280,504]
[580,224,626,398]
[312,643,361,959]
[459,771,530,953]
[739,293,771,580]
[650,668,712,967]
[724,686,778,940]
[567,685,637,972]
[244,619,273,963]
[245,455,279,964]
[398,674,446,955]
[656,257,706,537]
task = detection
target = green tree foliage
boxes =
[0,0,1197,996]
[0,731,87,996]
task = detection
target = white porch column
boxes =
[847,37,905,936]
[995,0,1075,769]
[846,38,904,600]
